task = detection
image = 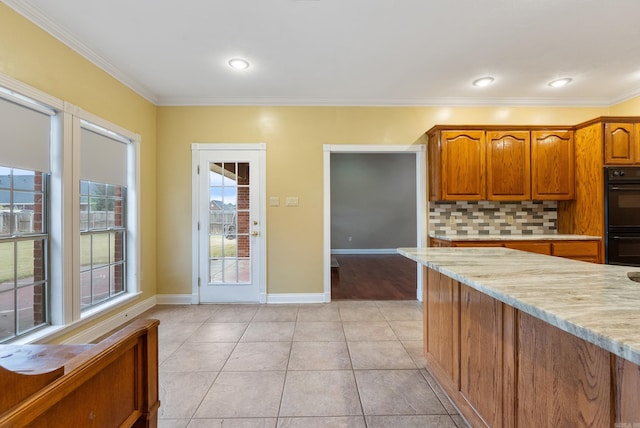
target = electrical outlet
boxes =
[449,216,456,226]
[506,215,514,225]
[348,236,352,242]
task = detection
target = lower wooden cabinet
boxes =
[428,237,601,263]
[423,267,640,427]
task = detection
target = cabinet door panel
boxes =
[531,131,575,200]
[551,241,599,258]
[505,242,551,255]
[605,123,636,165]
[441,131,486,200]
[517,312,611,427]
[452,241,503,248]
[487,131,531,200]
[460,284,503,427]
[425,268,459,383]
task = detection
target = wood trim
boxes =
[575,116,640,130]
[502,306,517,428]
[0,318,160,427]
[427,125,575,133]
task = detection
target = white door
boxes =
[193,144,266,303]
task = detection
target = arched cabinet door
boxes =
[486,131,531,201]
[605,123,639,165]
[531,130,575,200]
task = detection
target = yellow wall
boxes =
[156,105,608,295]
[0,5,157,332]
[610,96,640,115]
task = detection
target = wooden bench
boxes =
[0,318,160,427]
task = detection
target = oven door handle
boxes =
[610,186,640,191]
[611,236,640,240]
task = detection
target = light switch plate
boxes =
[269,196,280,207]
[285,196,299,207]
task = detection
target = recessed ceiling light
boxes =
[548,77,572,88]
[228,58,250,70]
[472,77,495,87]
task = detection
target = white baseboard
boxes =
[267,293,326,304]
[157,293,327,305]
[61,295,157,344]
[156,294,195,305]
[331,249,398,255]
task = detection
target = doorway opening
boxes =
[323,145,427,302]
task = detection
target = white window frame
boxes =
[70,108,141,322]
[0,73,141,343]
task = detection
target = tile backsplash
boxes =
[429,200,558,235]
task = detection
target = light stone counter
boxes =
[428,233,601,241]
[398,247,640,364]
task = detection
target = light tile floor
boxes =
[140,300,469,428]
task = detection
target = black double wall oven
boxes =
[605,166,640,267]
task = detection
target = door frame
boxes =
[191,143,267,304]
[323,144,427,302]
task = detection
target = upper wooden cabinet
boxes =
[531,130,575,200]
[604,122,640,165]
[440,130,486,200]
[486,131,531,200]
[427,126,574,201]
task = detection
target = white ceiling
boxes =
[4,0,640,107]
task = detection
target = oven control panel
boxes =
[607,167,640,182]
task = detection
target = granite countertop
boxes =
[398,247,640,365]
[428,233,601,241]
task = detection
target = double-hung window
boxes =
[79,124,129,310]
[0,89,55,342]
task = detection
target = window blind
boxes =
[80,126,128,186]
[0,96,52,173]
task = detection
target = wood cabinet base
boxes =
[423,267,638,427]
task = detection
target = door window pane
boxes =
[208,161,251,284]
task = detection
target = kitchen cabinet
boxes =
[428,237,601,263]
[428,130,486,200]
[486,131,531,200]
[531,130,575,199]
[604,122,640,165]
[420,264,639,428]
[427,126,574,202]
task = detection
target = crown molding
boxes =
[156,95,614,108]
[2,0,159,105]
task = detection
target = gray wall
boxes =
[330,153,417,250]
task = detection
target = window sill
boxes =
[9,292,142,345]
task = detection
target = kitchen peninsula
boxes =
[399,246,640,428]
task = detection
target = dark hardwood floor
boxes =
[331,254,417,300]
